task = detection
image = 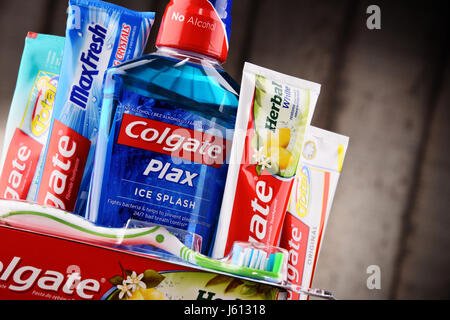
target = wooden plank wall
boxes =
[0,0,448,299]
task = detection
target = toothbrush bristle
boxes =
[231,244,243,265]
[228,244,284,279]
[196,244,285,283]
[232,246,276,272]
[249,249,259,269]
[256,251,267,270]
[243,247,252,267]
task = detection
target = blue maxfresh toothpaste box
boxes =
[36,0,155,216]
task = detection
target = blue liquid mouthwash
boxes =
[88,0,239,255]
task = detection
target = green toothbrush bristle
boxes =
[270,253,284,274]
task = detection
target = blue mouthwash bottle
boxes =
[88,0,238,255]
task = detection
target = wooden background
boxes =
[0,0,448,299]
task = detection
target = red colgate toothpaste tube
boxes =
[0,33,64,202]
[212,62,321,259]
[280,126,349,300]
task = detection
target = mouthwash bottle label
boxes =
[96,89,232,254]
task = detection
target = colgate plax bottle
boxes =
[88,0,238,255]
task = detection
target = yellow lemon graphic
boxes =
[128,288,165,300]
[264,128,291,150]
[277,128,291,148]
[267,147,294,171]
[128,289,145,300]
[141,288,165,300]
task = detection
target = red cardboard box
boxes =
[0,225,285,300]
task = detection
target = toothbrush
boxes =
[0,199,335,300]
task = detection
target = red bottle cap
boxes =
[156,0,229,63]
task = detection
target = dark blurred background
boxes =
[0,0,449,299]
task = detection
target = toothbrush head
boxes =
[195,242,288,284]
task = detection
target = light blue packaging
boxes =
[0,33,64,202]
[36,0,155,216]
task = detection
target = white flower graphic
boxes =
[125,271,146,292]
[252,147,272,170]
[117,280,133,299]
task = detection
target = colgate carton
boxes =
[0,225,284,300]
[280,126,348,300]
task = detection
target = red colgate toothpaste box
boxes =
[0,225,285,300]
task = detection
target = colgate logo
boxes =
[117,114,228,169]
[248,180,273,243]
[0,129,42,200]
[37,120,91,212]
[0,256,100,299]
[279,214,309,300]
